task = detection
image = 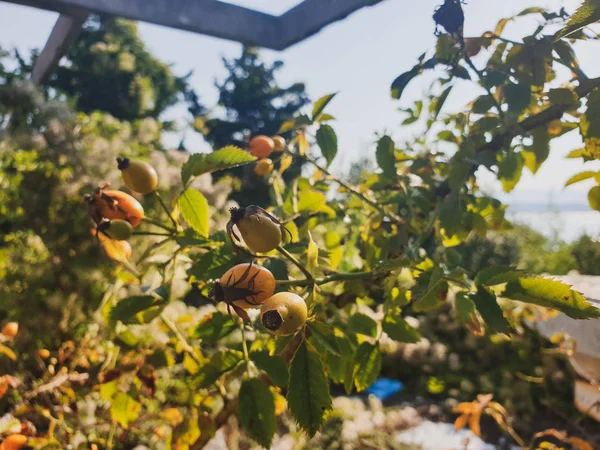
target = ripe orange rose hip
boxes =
[117,157,158,195]
[254,158,274,177]
[85,184,144,227]
[1,322,18,338]
[249,135,274,158]
[272,135,286,152]
[209,262,275,321]
[260,292,307,336]
[1,434,28,450]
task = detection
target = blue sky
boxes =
[1,0,599,208]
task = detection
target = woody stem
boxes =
[276,245,314,281]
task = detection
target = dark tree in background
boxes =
[50,16,190,121]
[194,47,310,206]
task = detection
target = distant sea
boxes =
[507,203,600,243]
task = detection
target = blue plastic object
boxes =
[366,378,403,400]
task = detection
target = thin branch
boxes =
[296,151,405,224]
[160,313,202,366]
[276,245,314,281]
[276,271,376,287]
[142,216,176,233]
[133,231,173,236]
[153,191,179,231]
[25,372,89,399]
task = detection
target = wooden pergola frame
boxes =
[2,0,384,84]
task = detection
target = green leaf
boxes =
[589,186,600,211]
[470,287,510,333]
[348,313,378,337]
[475,266,524,286]
[308,321,341,356]
[565,171,599,187]
[178,189,209,237]
[504,83,531,114]
[376,135,398,180]
[498,151,524,193]
[287,340,332,437]
[383,316,420,343]
[548,88,578,107]
[181,146,256,184]
[454,292,477,323]
[353,342,381,391]
[435,34,459,63]
[554,1,600,41]
[312,93,337,120]
[110,296,162,325]
[111,392,141,428]
[432,85,453,119]
[195,350,243,388]
[316,125,338,167]
[188,239,250,280]
[195,312,236,342]
[413,267,448,312]
[503,277,600,319]
[566,148,590,159]
[238,378,276,449]
[390,59,435,100]
[524,128,551,174]
[278,115,312,133]
[250,351,289,389]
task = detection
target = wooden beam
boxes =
[7,0,281,49]
[277,0,386,49]
[31,12,88,84]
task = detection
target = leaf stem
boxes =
[153,191,179,231]
[160,312,202,365]
[276,245,314,281]
[297,151,405,224]
[133,231,173,236]
[142,216,176,233]
[276,271,376,287]
[240,323,251,377]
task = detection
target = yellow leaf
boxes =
[469,410,482,437]
[279,153,293,174]
[454,414,469,431]
[0,344,17,361]
[297,130,309,156]
[306,231,319,275]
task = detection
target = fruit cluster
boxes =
[248,135,286,177]
[86,154,307,335]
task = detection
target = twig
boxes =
[160,313,202,365]
[25,372,89,399]
[142,216,176,233]
[296,151,405,224]
[133,231,173,236]
[276,245,314,281]
[153,191,179,231]
[276,271,376,287]
[190,397,239,449]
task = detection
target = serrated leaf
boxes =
[195,350,243,388]
[181,146,256,184]
[565,171,599,187]
[239,378,277,448]
[470,287,510,333]
[287,340,332,437]
[312,93,337,120]
[188,239,251,280]
[353,342,381,392]
[308,321,341,356]
[504,83,531,114]
[348,313,378,337]
[475,266,524,286]
[376,135,397,180]
[554,1,600,41]
[250,351,288,389]
[498,151,524,193]
[413,267,448,312]
[589,186,600,211]
[110,296,161,325]
[432,85,453,119]
[111,392,141,428]
[178,189,209,237]
[316,125,338,167]
[382,316,420,343]
[503,277,600,319]
[195,312,236,342]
